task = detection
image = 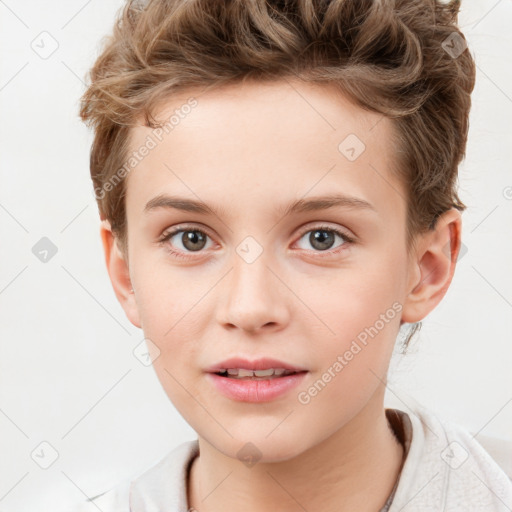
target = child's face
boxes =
[117,80,419,460]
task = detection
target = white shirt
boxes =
[75,402,512,511]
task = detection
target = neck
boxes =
[187,390,404,512]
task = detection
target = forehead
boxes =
[125,79,406,222]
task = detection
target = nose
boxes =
[216,251,290,334]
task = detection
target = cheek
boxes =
[293,279,403,435]
[130,251,215,338]
[303,250,406,388]
[130,253,205,333]
[139,289,205,416]
[308,252,406,344]
[129,266,204,397]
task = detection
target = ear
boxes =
[100,220,141,328]
[401,209,462,324]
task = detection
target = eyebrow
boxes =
[143,193,376,217]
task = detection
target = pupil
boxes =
[310,230,334,250]
[183,230,206,251]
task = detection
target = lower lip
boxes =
[206,372,308,403]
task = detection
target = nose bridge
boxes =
[218,237,288,331]
[233,246,270,294]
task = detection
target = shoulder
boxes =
[72,439,199,512]
[474,433,512,480]
[414,403,512,479]
[388,399,512,512]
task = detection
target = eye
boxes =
[159,224,354,260]
[159,226,214,257]
[295,225,354,253]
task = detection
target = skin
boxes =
[101,79,462,511]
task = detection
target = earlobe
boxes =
[100,220,141,328]
[401,209,462,324]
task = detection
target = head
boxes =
[80,0,475,461]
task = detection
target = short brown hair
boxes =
[80,0,475,247]
[80,0,475,345]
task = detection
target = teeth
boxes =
[254,369,274,377]
[238,369,254,378]
[219,368,296,378]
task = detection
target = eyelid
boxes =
[159,223,215,241]
[159,222,353,241]
[295,222,355,244]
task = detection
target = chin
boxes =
[211,429,312,465]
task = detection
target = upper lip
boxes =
[205,357,308,373]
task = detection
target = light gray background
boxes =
[0,1,511,511]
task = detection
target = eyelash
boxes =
[158,224,355,261]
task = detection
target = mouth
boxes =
[205,356,308,376]
[205,357,309,402]
[207,368,309,403]
[213,368,306,380]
